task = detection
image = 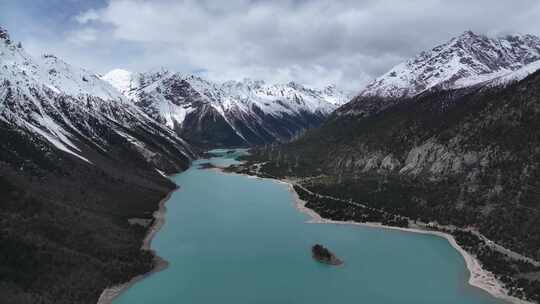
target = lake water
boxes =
[114,150,504,304]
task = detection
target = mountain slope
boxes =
[1,35,194,171]
[103,69,349,147]
[341,31,540,117]
[246,72,540,302]
[0,27,195,304]
[362,31,540,98]
[239,32,540,302]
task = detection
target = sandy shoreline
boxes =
[96,190,174,304]
[275,178,532,304]
[217,166,535,304]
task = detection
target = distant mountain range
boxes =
[245,31,540,302]
[102,69,350,147]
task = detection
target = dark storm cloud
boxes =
[4,0,540,90]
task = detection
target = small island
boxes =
[312,244,343,266]
[198,162,217,169]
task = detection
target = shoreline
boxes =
[96,157,533,304]
[96,189,175,304]
[232,169,532,304]
[279,179,532,304]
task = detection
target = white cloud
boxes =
[67,28,98,46]
[74,9,100,24]
[13,0,540,91]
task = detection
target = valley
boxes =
[106,150,507,304]
[2,15,540,304]
[0,26,348,304]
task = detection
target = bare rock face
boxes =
[312,244,343,266]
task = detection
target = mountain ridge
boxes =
[235,31,540,302]
[0,34,195,168]
[360,30,540,99]
[102,68,351,147]
[0,26,195,304]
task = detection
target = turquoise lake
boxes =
[114,150,504,304]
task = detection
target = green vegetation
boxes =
[0,122,182,304]
[232,71,540,302]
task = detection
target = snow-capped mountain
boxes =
[338,31,540,118]
[360,31,540,99]
[1,26,198,304]
[103,69,349,147]
[0,27,194,172]
[100,68,135,94]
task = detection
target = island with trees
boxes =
[312,244,343,266]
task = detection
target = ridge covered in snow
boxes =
[360,31,540,99]
[484,59,540,87]
[0,27,193,168]
[102,69,351,146]
[102,69,350,122]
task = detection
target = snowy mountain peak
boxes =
[1,34,123,102]
[103,68,350,111]
[0,26,11,43]
[101,68,134,94]
[242,78,266,88]
[102,68,351,145]
[360,31,540,98]
[453,30,484,42]
[1,28,193,167]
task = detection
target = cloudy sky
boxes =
[3,0,540,90]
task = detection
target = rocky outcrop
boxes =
[312,244,343,266]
